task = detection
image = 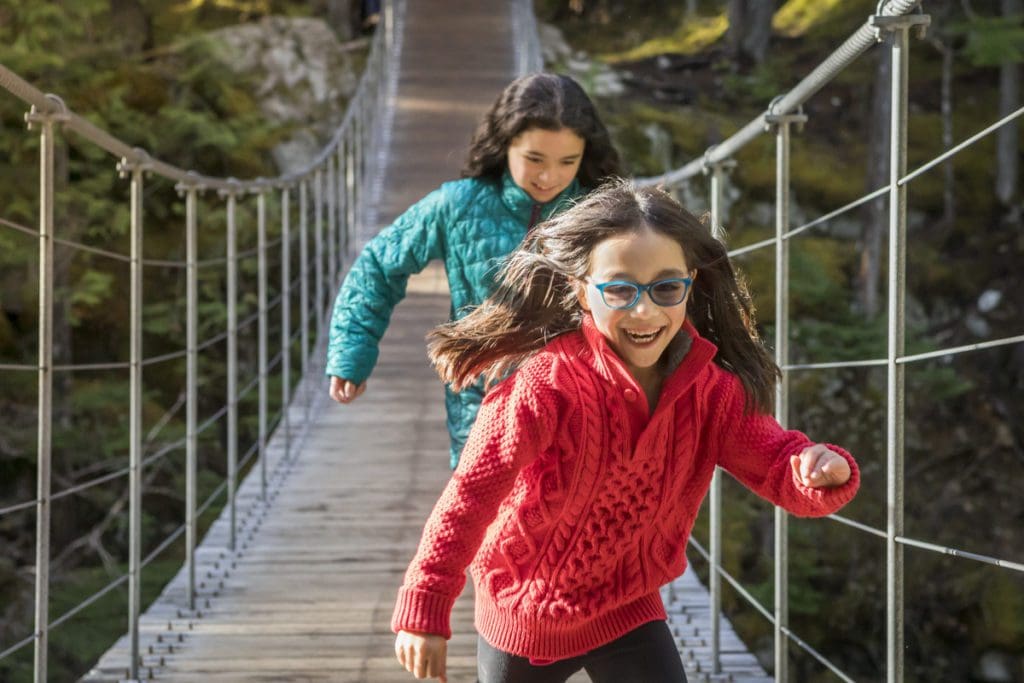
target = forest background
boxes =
[1,0,1022,681]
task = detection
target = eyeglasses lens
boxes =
[651,280,687,306]
[601,284,638,308]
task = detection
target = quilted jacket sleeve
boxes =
[710,370,860,517]
[326,186,450,382]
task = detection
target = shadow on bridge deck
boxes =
[85,0,770,680]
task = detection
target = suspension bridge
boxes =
[1,0,1022,681]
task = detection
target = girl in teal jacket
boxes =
[326,73,622,468]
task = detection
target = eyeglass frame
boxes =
[588,276,694,310]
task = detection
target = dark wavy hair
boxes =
[462,73,622,188]
[428,179,781,414]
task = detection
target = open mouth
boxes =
[623,327,664,345]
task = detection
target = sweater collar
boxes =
[579,314,718,405]
[500,170,582,226]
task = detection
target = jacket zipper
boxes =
[526,203,543,232]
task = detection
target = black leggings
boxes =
[476,620,688,683]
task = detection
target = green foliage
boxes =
[0,0,361,677]
[952,14,1024,67]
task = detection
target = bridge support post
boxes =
[180,181,199,608]
[281,187,292,462]
[117,147,151,682]
[300,179,311,423]
[338,143,349,271]
[222,181,242,552]
[314,171,325,343]
[25,93,67,683]
[346,136,356,259]
[702,152,734,674]
[323,164,334,312]
[257,188,269,501]
[871,7,929,682]
[765,101,807,683]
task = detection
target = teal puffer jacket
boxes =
[327,171,584,468]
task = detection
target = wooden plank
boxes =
[82,0,773,679]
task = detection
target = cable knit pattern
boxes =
[392,316,860,660]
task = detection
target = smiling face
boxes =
[576,227,694,383]
[506,126,586,203]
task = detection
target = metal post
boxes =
[706,159,727,673]
[117,150,148,681]
[870,10,927,681]
[257,190,268,501]
[337,145,348,274]
[184,185,198,609]
[327,158,337,301]
[299,179,310,421]
[887,26,909,683]
[765,103,806,682]
[280,188,291,461]
[224,184,239,551]
[315,168,326,324]
[384,0,394,67]
[314,171,325,343]
[346,138,356,265]
[353,117,363,249]
[25,96,63,683]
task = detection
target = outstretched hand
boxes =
[790,444,851,488]
[329,375,367,404]
[395,630,447,682]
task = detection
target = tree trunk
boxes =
[996,0,1021,212]
[931,36,956,228]
[860,47,892,319]
[109,0,152,54]
[729,0,774,65]
[686,0,698,19]
[53,141,74,432]
[326,0,357,41]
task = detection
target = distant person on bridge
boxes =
[391,181,860,683]
[326,73,622,469]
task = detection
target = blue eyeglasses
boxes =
[590,277,693,310]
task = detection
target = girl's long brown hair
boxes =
[428,179,780,414]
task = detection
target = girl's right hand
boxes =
[395,630,447,682]
[329,375,367,404]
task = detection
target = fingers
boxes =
[793,445,851,488]
[395,636,406,669]
[818,451,851,486]
[395,632,446,680]
[329,377,367,404]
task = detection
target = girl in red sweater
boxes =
[392,180,859,683]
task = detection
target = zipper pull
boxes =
[526,203,543,231]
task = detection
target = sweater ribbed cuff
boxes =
[391,587,456,640]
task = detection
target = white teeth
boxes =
[625,329,660,343]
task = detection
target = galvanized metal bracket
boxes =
[700,145,737,176]
[24,93,69,130]
[217,177,244,199]
[175,171,206,197]
[764,96,808,133]
[116,148,153,178]
[248,177,272,196]
[871,3,930,40]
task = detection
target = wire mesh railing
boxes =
[613,1,1023,681]
[0,2,399,680]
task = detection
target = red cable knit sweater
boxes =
[392,316,859,661]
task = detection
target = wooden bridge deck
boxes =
[85,0,771,681]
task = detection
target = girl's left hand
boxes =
[790,444,851,488]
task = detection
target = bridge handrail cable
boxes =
[615,0,1023,679]
[0,1,400,679]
